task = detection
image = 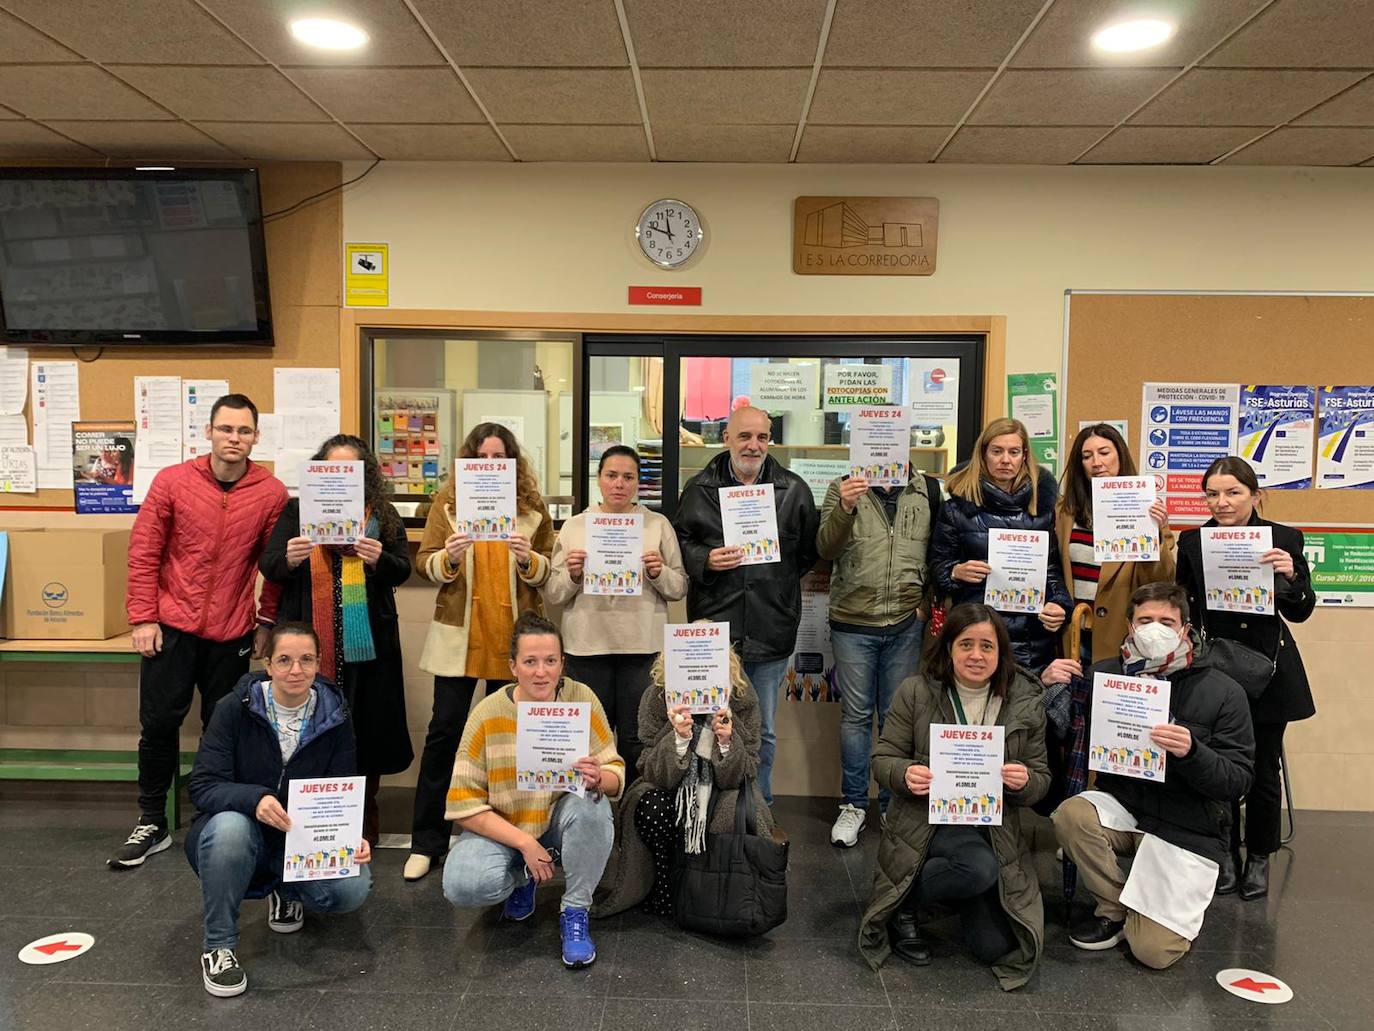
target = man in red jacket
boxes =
[110,393,289,869]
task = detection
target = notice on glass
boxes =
[790,457,849,505]
[929,723,1004,826]
[516,701,590,797]
[908,358,958,427]
[750,362,818,413]
[283,776,365,882]
[1091,476,1160,563]
[1141,382,1239,520]
[849,405,911,487]
[1238,385,1315,490]
[1316,385,1374,490]
[453,458,517,539]
[720,483,781,565]
[1201,526,1275,615]
[1089,672,1170,782]
[824,363,893,410]
[585,510,644,596]
[984,528,1049,613]
[663,621,732,714]
[299,460,365,544]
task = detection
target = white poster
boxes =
[984,528,1049,614]
[1141,382,1239,521]
[299,460,365,544]
[131,432,183,505]
[1089,672,1171,782]
[0,445,37,493]
[929,724,1004,826]
[720,483,781,565]
[585,510,644,596]
[182,378,229,461]
[453,458,517,540]
[786,574,836,702]
[908,358,959,427]
[1316,386,1374,490]
[663,622,732,714]
[1201,526,1275,615]
[824,364,893,411]
[31,360,80,488]
[1011,393,1054,440]
[275,367,341,412]
[789,457,849,505]
[134,375,183,436]
[849,405,911,487]
[0,347,28,415]
[750,362,818,412]
[1091,476,1160,563]
[515,700,590,797]
[1238,385,1315,490]
[282,776,365,882]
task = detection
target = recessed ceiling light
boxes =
[290,17,368,50]
[135,165,175,171]
[1091,18,1175,53]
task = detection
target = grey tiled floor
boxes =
[0,789,1369,1031]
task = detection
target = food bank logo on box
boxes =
[42,582,68,606]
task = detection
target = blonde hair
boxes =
[649,644,753,701]
[945,417,1041,515]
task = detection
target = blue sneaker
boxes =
[559,906,596,968]
[503,877,537,921]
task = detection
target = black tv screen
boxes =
[0,168,273,346]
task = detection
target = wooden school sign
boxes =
[793,196,939,276]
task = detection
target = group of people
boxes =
[111,394,1315,998]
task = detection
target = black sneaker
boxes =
[108,822,171,869]
[267,891,304,933]
[1069,915,1126,951]
[201,948,247,997]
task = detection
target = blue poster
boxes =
[72,421,138,514]
[1317,386,1374,490]
[1238,385,1315,490]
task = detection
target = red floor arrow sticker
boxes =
[1215,967,1293,1004]
[19,932,95,965]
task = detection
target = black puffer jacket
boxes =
[928,466,1072,671]
[673,451,819,662]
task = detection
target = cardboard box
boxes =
[1,528,131,640]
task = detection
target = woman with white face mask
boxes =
[1175,456,1314,901]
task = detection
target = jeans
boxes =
[442,792,614,912]
[190,811,372,951]
[831,620,925,809]
[563,652,656,784]
[907,826,1018,966]
[742,656,789,806]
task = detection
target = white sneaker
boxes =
[830,804,866,848]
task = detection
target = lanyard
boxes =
[947,687,989,726]
[265,685,312,740]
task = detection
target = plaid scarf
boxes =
[308,513,378,683]
[1120,627,1195,678]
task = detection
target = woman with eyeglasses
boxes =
[260,434,414,846]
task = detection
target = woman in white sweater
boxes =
[545,446,688,781]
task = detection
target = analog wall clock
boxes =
[635,198,703,269]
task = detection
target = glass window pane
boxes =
[588,355,664,511]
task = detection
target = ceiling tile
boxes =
[826,0,1046,67]
[347,123,510,160]
[641,69,811,124]
[198,0,444,66]
[43,121,236,159]
[0,121,99,157]
[626,0,827,67]
[196,122,374,160]
[287,68,483,123]
[1131,69,1366,126]
[970,69,1176,126]
[0,65,173,120]
[796,126,948,162]
[409,0,626,67]
[0,10,81,62]
[1079,126,1266,163]
[461,68,641,124]
[937,126,1108,163]
[109,66,327,123]
[1206,0,1374,68]
[0,0,261,63]
[809,70,990,125]
[1295,78,1374,127]
[500,125,650,161]
[655,124,794,162]
[1223,127,1374,166]
[1013,0,1269,67]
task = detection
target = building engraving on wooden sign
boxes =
[793,196,938,276]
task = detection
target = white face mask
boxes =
[1130,621,1183,661]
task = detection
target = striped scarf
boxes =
[309,512,378,683]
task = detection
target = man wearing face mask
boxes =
[1048,582,1254,970]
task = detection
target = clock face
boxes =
[635,199,703,268]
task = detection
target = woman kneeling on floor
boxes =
[858,603,1049,991]
[441,612,624,968]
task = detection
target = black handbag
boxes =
[1203,634,1278,700]
[670,777,788,937]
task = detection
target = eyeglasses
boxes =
[271,655,319,672]
[212,424,256,439]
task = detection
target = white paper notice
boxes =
[1090,672,1171,782]
[849,405,912,487]
[585,510,644,596]
[281,409,341,452]
[182,379,229,461]
[1091,476,1160,563]
[0,413,28,445]
[0,348,28,415]
[984,528,1049,613]
[300,460,365,543]
[516,700,590,797]
[750,362,818,413]
[453,458,517,539]
[282,776,365,882]
[132,431,183,505]
[275,367,341,412]
[134,375,182,435]
[929,723,1005,826]
[1011,392,1054,439]
[786,582,836,702]
[719,483,781,565]
[908,358,959,427]
[0,446,37,493]
[663,622,732,714]
[275,449,314,491]
[790,457,849,505]
[32,361,80,488]
[255,412,282,464]
[1201,526,1276,615]
[824,363,893,411]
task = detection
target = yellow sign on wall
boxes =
[345,242,389,306]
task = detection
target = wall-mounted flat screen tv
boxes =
[0,168,273,346]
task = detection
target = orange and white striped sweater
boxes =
[445,677,624,838]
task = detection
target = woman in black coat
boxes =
[260,434,414,844]
[1176,456,1315,902]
